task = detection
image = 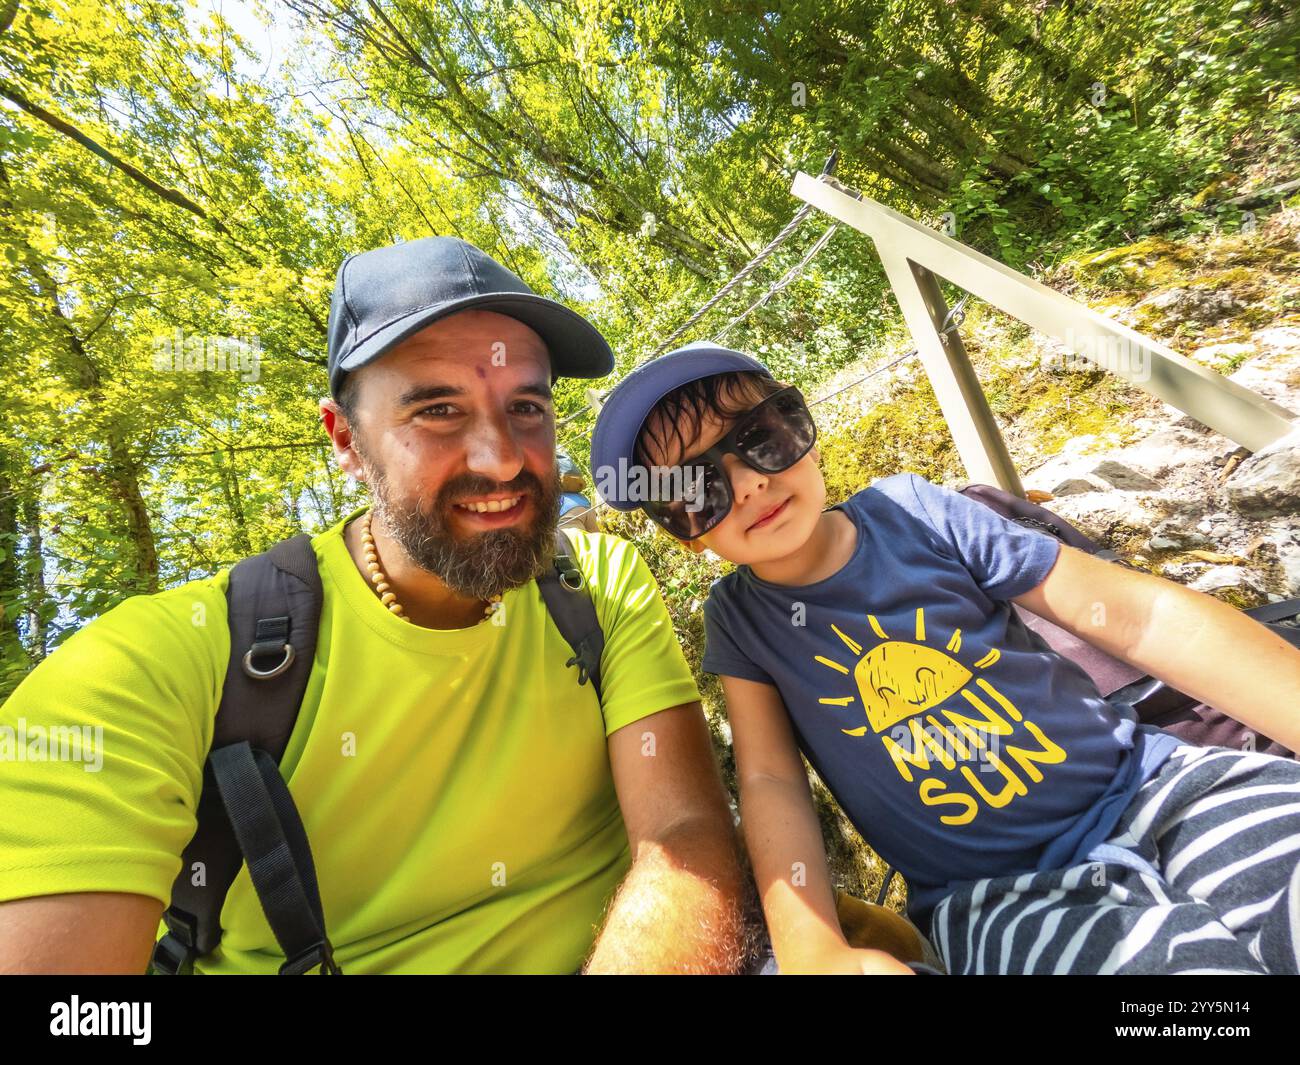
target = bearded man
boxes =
[0,237,750,975]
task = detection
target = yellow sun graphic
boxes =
[814,607,1003,735]
[810,607,1067,824]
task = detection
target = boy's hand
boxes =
[783,944,916,975]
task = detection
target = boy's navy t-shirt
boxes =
[702,473,1182,925]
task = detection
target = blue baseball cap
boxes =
[327,236,614,399]
[590,342,774,511]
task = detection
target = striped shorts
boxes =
[929,744,1300,974]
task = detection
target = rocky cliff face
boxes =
[805,208,1300,610]
[1021,327,1299,608]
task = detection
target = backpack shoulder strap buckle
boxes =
[149,913,198,976]
[280,938,342,976]
[538,528,605,700]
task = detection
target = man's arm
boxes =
[0,892,162,974]
[583,702,750,974]
[0,585,220,975]
[1013,543,1300,751]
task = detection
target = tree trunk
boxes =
[0,160,159,594]
[0,454,28,670]
[214,448,253,557]
[19,490,47,662]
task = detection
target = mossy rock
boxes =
[1189,266,1252,287]
[1068,236,1197,292]
[1206,584,1272,612]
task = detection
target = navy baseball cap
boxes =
[590,342,773,512]
[326,236,614,399]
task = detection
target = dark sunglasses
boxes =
[641,386,817,540]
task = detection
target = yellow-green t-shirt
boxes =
[0,506,700,973]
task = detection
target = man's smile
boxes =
[454,493,526,513]
[450,493,530,528]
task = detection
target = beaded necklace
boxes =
[360,509,501,623]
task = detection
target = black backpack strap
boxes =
[209,743,340,975]
[1244,597,1300,627]
[152,534,335,975]
[537,528,605,703]
[875,867,897,906]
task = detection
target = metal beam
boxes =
[791,172,1298,476]
[878,252,1024,494]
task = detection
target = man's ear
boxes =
[320,397,366,483]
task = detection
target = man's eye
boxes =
[416,403,546,418]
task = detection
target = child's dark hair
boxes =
[634,371,789,467]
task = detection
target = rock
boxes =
[1190,565,1261,594]
[1106,427,1207,480]
[1225,427,1300,517]
[1051,477,1105,497]
[1136,287,1242,324]
[1024,433,1124,487]
[1161,561,1209,582]
[1276,546,1300,597]
[1249,326,1300,357]
[1046,493,1154,541]
[1228,350,1300,412]
[1090,460,1163,491]
[1147,518,1212,552]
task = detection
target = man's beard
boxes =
[358,447,562,602]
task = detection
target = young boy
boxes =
[590,341,1300,975]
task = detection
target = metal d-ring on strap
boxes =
[559,568,585,591]
[241,615,297,679]
[243,643,295,679]
[553,550,586,591]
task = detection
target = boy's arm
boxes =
[723,674,912,975]
[1013,543,1300,752]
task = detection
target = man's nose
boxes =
[464,412,527,484]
